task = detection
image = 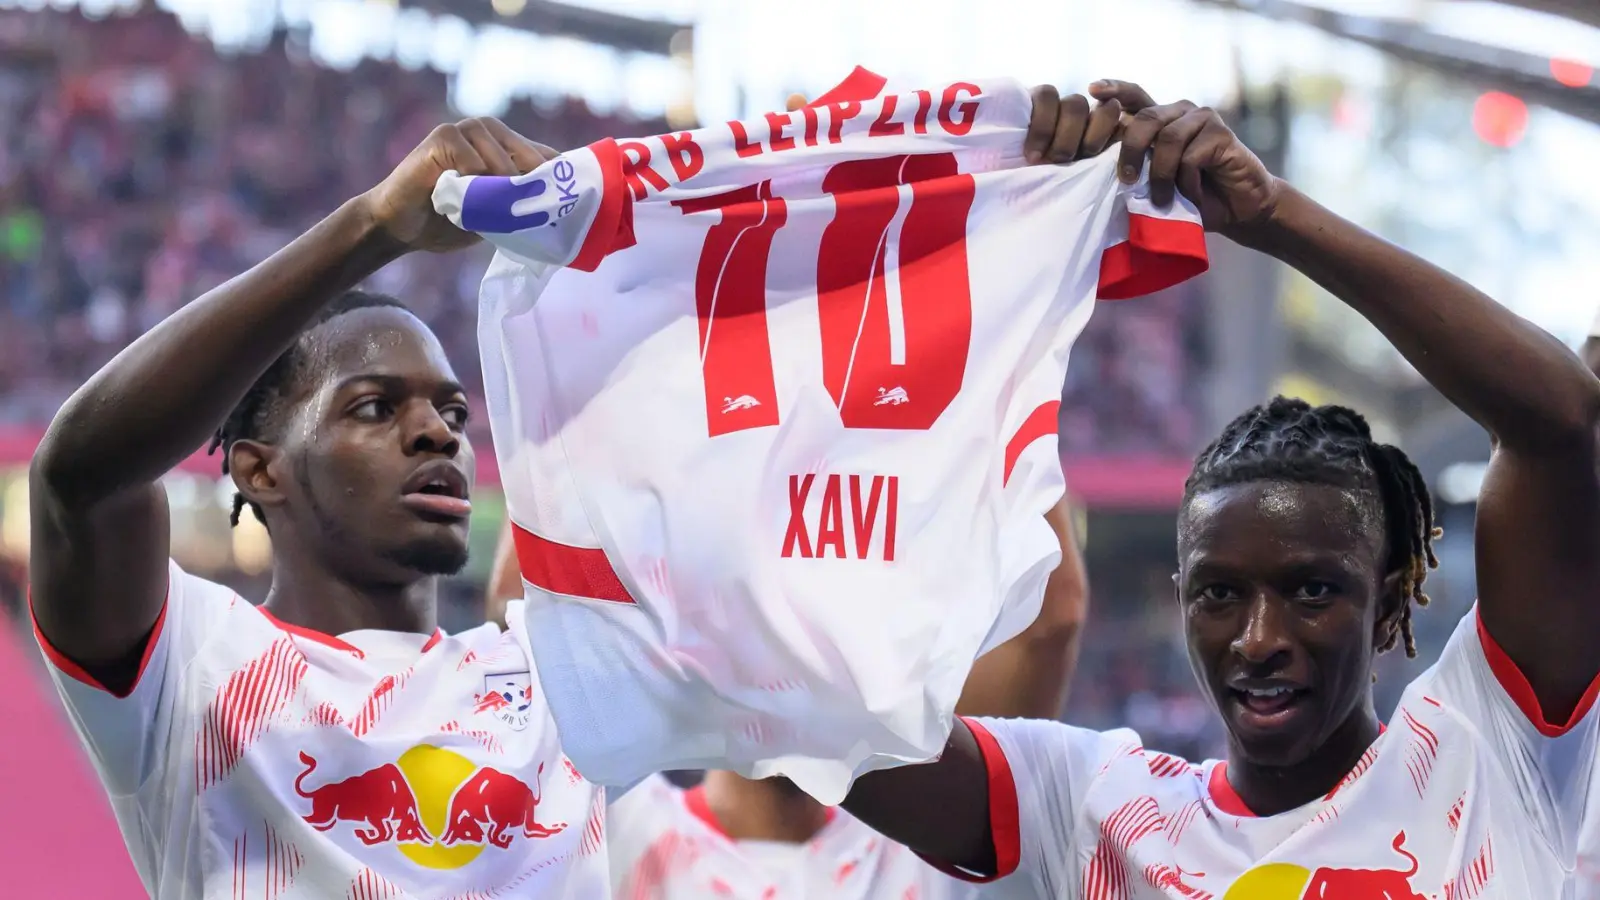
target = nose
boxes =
[404,402,460,458]
[1232,594,1293,667]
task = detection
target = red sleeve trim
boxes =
[568,137,632,272]
[512,522,637,605]
[1096,215,1209,301]
[1003,401,1060,487]
[914,717,1022,883]
[807,66,890,106]
[1475,607,1600,737]
[28,585,169,700]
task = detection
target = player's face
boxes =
[1176,480,1396,769]
[281,308,476,582]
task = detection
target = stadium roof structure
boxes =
[1193,0,1600,126]
[402,0,686,55]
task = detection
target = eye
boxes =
[441,404,470,430]
[350,398,394,422]
[1197,584,1241,604]
[1293,581,1338,603]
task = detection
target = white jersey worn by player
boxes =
[939,608,1599,899]
[432,68,1208,804]
[608,774,975,900]
[35,562,609,899]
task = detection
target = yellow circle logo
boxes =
[396,746,485,870]
[1223,863,1311,900]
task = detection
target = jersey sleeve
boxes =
[1094,160,1210,301]
[604,774,685,895]
[432,137,631,273]
[1425,606,1600,857]
[927,716,1138,895]
[31,560,226,797]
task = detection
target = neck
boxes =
[700,771,830,844]
[1225,703,1381,816]
[262,552,437,637]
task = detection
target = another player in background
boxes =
[838,80,1600,899]
[26,118,622,899]
[486,495,1088,899]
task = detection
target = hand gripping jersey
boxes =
[432,68,1208,803]
[608,774,977,900]
[34,562,609,899]
[945,609,1600,899]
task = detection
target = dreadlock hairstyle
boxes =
[207,289,410,528]
[1182,396,1442,659]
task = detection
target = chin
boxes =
[387,536,470,577]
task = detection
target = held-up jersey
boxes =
[432,68,1208,804]
[942,608,1600,899]
[608,774,974,900]
[34,562,609,899]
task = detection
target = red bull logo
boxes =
[1224,831,1425,900]
[294,746,566,869]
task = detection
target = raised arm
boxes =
[29,120,550,691]
[1100,79,1600,722]
[955,494,1089,719]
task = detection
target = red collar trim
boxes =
[1207,724,1386,818]
[257,608,445,659]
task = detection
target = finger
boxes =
[1177,120,1230,208]
[457,118,519,176]
[433,123,488,177]
[1089,79,1157,114]
[476,117,557,173]
[1148,108,1210,207]
[1079,97,1122,158]
[1117,100,1194,184]
[1048,92,1091,163]
[1025,84,1060,164]
[785,93,810,112]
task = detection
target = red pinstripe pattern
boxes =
[436,719,505,755]
[562,758,584,785]
[302,702,344,728]
[1164,799,1204,846]
[233,830,247,900]
[1096,742,1144,778]
[1402,708,1440,799]
[1444,836,1495,900]
[577,789,606,857]
[346,868,403,900]
[1083,796,1163,900]
[1309,804,1341,827]
[348,669,413,737]
[1082,838,1130,900]
[1323,742,1381,801]
[196,639,308,791]
[263,822,304,900]
[1142,864,1213,899]
[1145,752,1190,778]
[1447,793,1466,833]
[625,830,699,900]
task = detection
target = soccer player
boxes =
[486,496,1088,899]
[27,89,1118,898]
[837,80,1600,898]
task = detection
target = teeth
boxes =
[1246,687,1291,698]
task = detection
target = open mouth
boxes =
[401,464,472,520]
[1228,684,1309,730]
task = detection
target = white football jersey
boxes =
[433,68,1208,804]
[609,774,974,900]
[943,608,1599,899]
[35,561,609,899]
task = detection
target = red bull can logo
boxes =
[1224,831,1425,900]
[294,746,566,869]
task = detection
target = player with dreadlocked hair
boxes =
[838,79,1600,899]
[1185,396,1440,659]
[208,289,408,528]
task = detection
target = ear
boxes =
[1373,567,1407,648]
[228,439,287,516]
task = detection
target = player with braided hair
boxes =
[840,79,1600,899]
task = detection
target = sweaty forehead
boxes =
[1179,480,1383,569]
[306,307,458,386]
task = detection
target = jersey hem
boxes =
[28,583,169,700]
[1476,605,1600,737]
[1096,215,1209,301]
[913,717,1021,883]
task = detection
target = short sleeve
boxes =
[31,560,226,797]
[929,716,1137,896]
[1424,607,1600,857]
[1095,160,1209,301]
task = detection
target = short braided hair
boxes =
[206,289,410,527]
[1182,396,1441,658]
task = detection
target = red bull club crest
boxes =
[294,746,566,869]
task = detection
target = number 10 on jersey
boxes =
[676,153,976,437]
